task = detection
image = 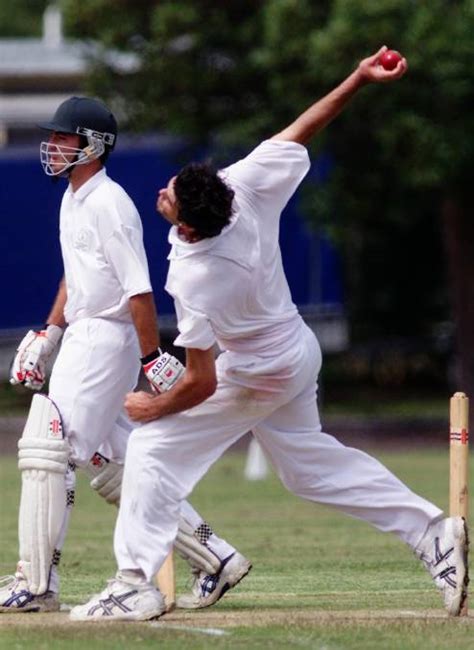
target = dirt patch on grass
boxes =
[0,607,471,629]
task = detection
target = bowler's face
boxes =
[156,176,179,224]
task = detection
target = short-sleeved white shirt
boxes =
[60,168,152,324]
[165,139,311,354]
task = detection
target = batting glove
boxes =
[10,324,64,391]
[141,349,185,393]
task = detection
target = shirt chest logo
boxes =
[73,228,93,252]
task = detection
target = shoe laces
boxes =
[0,575,16,589]
[106,575,149,597]
[106,577,123,593]
[185,568,203,596]
[0,572,27,590]
[82,578,118,602]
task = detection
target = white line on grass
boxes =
[149,621,229,636]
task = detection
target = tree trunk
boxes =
[441,196,474,430]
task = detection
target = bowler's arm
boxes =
[272,46,407,145]
[125,346,217,422]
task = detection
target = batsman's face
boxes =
[44,132,82,175]
[156,176,180,225]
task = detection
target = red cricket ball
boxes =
[379,49,402,71]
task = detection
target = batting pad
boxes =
[17,394,70,595]
[174,517,221,575]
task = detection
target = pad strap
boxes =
[175,517,221,575]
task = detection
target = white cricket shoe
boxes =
[0,571,59,613]
[415,516,469,616]
[70,572,165,622]
[177,551,252,609]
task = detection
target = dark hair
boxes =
[174,162,234,239]
[99,149,111,165]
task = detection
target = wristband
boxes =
[140,348,163,365]
[43,323,64,333]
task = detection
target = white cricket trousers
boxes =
[49,317,140,466]
[115,323,442,582]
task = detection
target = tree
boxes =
[0,0,49,36]
[60,0,474,413]
[294,0,474,407]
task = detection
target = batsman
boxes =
[0,97,250,613]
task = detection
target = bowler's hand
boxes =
[125,390,162,423]
[358,46,407,84]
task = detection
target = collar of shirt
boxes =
[167,211,239,259]
[66,167,107,202]
[167,209,259,272]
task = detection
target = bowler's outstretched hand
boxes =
[358,45,407,84]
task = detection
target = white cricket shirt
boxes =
[165,139,311,355]
[59,168,152,324]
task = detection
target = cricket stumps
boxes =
[449,391,469,616]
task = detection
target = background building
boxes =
[0,5,137,147]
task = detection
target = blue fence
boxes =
[0,141,343,331]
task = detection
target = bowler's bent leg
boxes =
[114,382,277,582]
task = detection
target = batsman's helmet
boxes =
[39,97,117,176]
[39,96,117,147]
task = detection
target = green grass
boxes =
[0,449,472,649]
[0,381,33,415]
[2,619,474,650]
[323,396,448,418]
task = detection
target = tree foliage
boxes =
[58,1,474,183]
[0,0,49,37]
